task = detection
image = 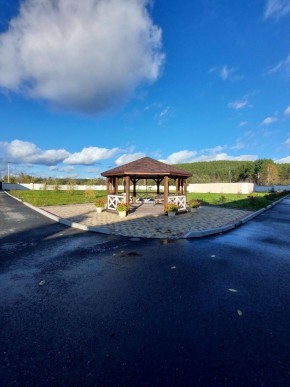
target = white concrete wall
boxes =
[3,182,266,194]
[3,183,107,191]
[187,182,254,194]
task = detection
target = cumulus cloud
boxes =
[194,153,257,162]
[115,152,146,166]
[264,0,290,19]
[161,148,257,164]
[0,139,69,165]
[0,140,121,166]
[284,105,290,115]
[63,147,120,165]
[161,150,197,164]
[276,156,290,163]
[0,0,164,113]
[261,116,278,125]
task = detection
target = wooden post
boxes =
[164,176,169,210]
[106,178,110,194]
[175,177,179,195]
[132,178,137,204]
[184,179,187,196]
[114,177,119,194]
[125,176,130,204]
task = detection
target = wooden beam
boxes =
[114,177,119,194]
[164,175,169,210]
[175,177,179,195]
[125,176,130,204]
[184,179,187,196]
[132,178,138,204]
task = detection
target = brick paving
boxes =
[41,203,253,239]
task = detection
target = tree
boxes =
[260,161,278,185]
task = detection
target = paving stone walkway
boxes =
[41,203,253,239]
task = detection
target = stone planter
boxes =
[118,211,127,218]
[167,211,176,217]
[96,207,103,214]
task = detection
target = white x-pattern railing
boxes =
[107,194,126,211]
[168,195,186,211]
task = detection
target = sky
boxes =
[0,0,290,179]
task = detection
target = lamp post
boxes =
[7,162,10,183]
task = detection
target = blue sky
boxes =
[0,0,290,179]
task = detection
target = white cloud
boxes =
[161,150,197,164]
[264,0,290,19]
[284,138,290,149]
[115,152,146,166]
[239,121,247,127]
[284,105,290,115]
[64,147,120,165]
[0,139,69,165]
[209,65,239,81]
[231,142,245,150]
[261,116,278,125]
[194,153,257,162]
[0,0,164,113]
[268,54,290,75]
[228,99,251,110]
[157,105,174,125]
[201,145,226,154]
[276,156,290,163]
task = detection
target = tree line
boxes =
[174,159,290,185]
[2,159,290,186]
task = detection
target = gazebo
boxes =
[101,157,192,212]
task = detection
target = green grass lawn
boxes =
[9,190,107,207]
[9,189,288,210]
[187,192,288,210]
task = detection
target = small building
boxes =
[101,156,192,212]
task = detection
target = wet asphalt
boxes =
[1,191,290,387]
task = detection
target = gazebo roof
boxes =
[101,157,192,178]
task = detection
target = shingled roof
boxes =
[101,157,192,178]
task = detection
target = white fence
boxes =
[3,182,289,194]
[187,183,254,194]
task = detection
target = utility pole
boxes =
[229,167,232,183]
[7,162,10,183]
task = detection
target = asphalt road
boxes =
[1,191,290,387]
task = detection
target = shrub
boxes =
[116,203,130,212]
[95,198,106,207]
[165,203,179,213]
[218,195,226,204]
[85,189,96,200]
[188,199,200,208]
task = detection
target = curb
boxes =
[4,191,289,240]
[4,191,111,235]
[183,194,289,238]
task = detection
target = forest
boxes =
[2,159,290,186]
[174,159,290,185]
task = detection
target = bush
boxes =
[116,203,130,212]
[165,203,179,213]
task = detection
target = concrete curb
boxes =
[4,191,111,235]
[183,194,289,239]
[5,191,289,240]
